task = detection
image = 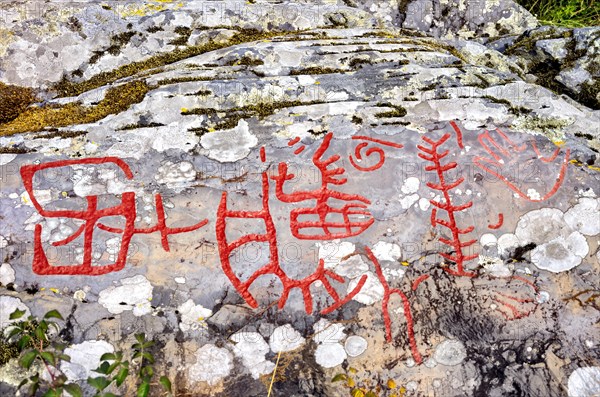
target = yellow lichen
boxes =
[0,80,150,136]
[0,83,37,124]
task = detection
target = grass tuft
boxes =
[516,0,599,28]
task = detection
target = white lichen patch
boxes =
[497,233,520,257]
[564,198,600,236]
[433,339,467,366]
[515,207,589,272]
[372,241,402,262]
[479,233,497,248]
[269,324,305,353]
[0,263,16,285]
[230,332,274,379]
[313,319,345,344]
[60,340,114,381]
[515,208,567,245]
[526,188,541,201]
[98,275,153,316]
[400,193,419,209]
[317,240,355,269]
[348,271,384,305]
[315,342,347,368]
[479,255,512,277]
[177,299,213,332]
[0,296,30,329]
[154,161,197,192]
[418,197,431,211]
[189,344,233,386]
[344,335,368,357]
[334,255,369,279]
[200,120,258,162]
[401,177,420,194]
[531,231,589,273]
[567,367,600,397]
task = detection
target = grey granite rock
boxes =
[0,1,599,396]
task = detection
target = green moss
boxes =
[224,55,264,67]
[575,79,600,110]
[421,82,438,91]
[483,96,533,115]
[170,26,193,46]
[90,31,137,64]
[360,31,394,38]
[574,132,594,140]
[35,129,87,139]
[381,121,410,126]
[290,67,346,75]
[483,96,512,106]
[0,146,30,154]
[117,122,165,131]
[183,99,326,131]
[349,58,373,68]
[185,89,212,96]
[0,339,19,366]
[374,103,407,118]
[53,28,287,98]
[0,83,37,124]
[156,76,216,85]
[181,107,218,116]
[472,73,492,89]
[0,80,150,136]
[147,26,164,33]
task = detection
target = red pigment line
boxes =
[288,136,301,146]
[531,140,561,162]
[493,297,533,320]
[294,145,306,155]
[418,134,476,278]
[21,157,133,218]
[495,292,535,304]
[510,275,538,291]
[474,148,570,202]
[488,213,504,229]
[321,274,368,315]
[217,170,367,314]
[21,157,144,275]
[449,121,464,149]
[352,135,404,148]
[52,224,85,246]
[412,275,430,291]
[95,194,207,252]
[365,247,423,364]
[260,146,266,162]
[271,132,375,240]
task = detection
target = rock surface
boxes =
[0,1,599,396]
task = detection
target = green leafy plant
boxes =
[4,309,173,397]
[131,333,172,397]
[87,333,172,397]
[7,308,83,397]
[88,351,129,397]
